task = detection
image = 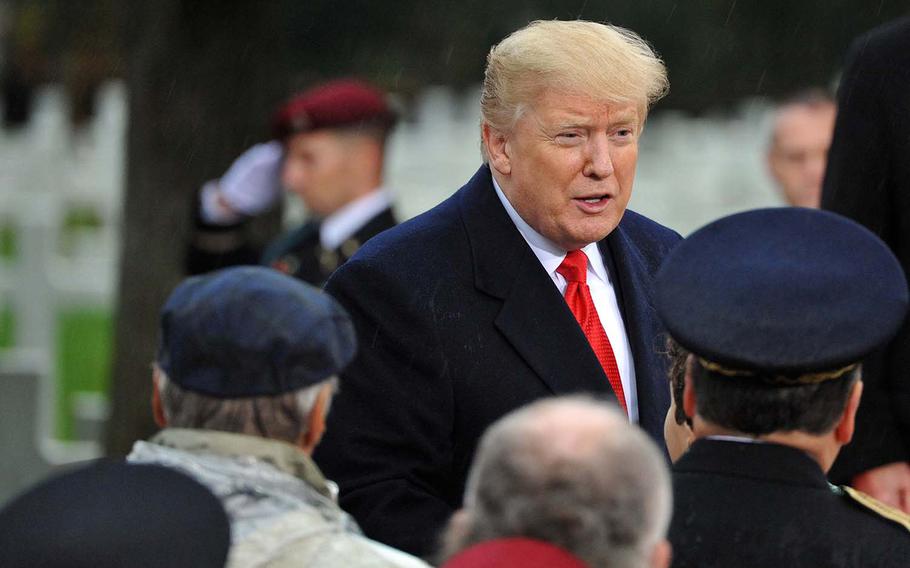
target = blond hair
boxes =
[481,19,669,150]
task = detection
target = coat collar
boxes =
[147,428,335,498]
[675,438,830,489]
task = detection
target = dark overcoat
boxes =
[822,17,910,482]
[315,165,681,556]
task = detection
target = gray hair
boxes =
[444,396,671,568]
[154,365,336,444]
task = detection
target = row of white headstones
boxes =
[0,81,781,479]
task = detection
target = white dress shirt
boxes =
[320,187,393,250]
[492,177,639,422]
[705,435,765,444]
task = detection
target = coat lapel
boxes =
[459,166,616,399]
[603,225,671,438]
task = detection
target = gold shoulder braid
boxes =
[841,485,910,532]
[697,358,858,385]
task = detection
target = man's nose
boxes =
[583,135,614,179]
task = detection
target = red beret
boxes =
[441,538,589,568]
[272,79,396,139]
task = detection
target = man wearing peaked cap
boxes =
[0,461,231,568]
[186,79,399,286]
[127,266,428,568]
[655,208,910,568]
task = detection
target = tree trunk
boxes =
[105,1,290,456]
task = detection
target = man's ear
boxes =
[834,379,863,445]
[299,384,333,455]
[481,122,511,176]
[682,357,697,421]
[651,540,672,568]
[151,368,167,428]
[440,509,473,561]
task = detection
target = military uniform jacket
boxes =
[263,208,397,286]
[669,439,910,568]
[185,201,396,287]
[315,165,681,557]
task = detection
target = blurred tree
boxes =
[104,1,291,455]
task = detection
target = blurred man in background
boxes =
[440,396,672,568]
[766,89,836,208]
[186,79,398,286]
[0,461,231,568]
[656,208,910,567]
[822,16,910,514]
[128,266,427,568]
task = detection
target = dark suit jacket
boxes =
[315,166,680,557]
[670,439,910,567]
[822,17,910,482]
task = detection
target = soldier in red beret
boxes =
[186,78,399,286]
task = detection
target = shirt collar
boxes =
[705,434,765,444]
[319,187,392,250]
[491,174,609,284]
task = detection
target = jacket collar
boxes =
[149,428,334,498]
[674,438,830,489]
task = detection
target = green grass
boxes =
[0,304,14,349]
[54,309,113,440]
[0,220,17,260]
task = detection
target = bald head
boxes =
[444,397,672,568]
[767,92,836,208]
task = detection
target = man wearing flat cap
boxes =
[127,266,427,568]
[186,79,398,286]
[655,208,910,567]
[315,20,679,556]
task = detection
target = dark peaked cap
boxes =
[0,460,230,568]
[158,266,356,398]
[655,208,909,377]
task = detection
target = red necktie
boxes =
[557,250,628,415]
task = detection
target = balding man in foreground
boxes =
[315,19,679,556]
[440,396,672,568]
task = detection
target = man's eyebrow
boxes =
[554,120,591,129]
[611,113,640,126]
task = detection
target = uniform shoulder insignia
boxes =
[841,485,910,532]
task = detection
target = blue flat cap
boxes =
[0,460,230,568]
[158,266,356,398]
[655,208,908,378]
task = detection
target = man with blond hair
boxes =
[315,20,680,556]
[441,397,673,568]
